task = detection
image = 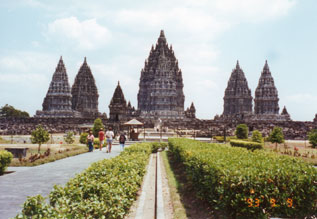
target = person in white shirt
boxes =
[105,127,114,153]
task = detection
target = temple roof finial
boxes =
[158,30,166,44]
[236,60,240,69]
[84,57,87,64]
[118,81,120,86]
[160,30,165,38]
[264,60,269,70]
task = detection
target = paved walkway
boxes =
[0,146,122,219]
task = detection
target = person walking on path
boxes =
[106,127,114,153]
[119,132,126,151]
[87,130,94,152]
[98,128,105,151]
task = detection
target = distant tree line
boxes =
[0,104,30,118]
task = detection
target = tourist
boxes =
[87,130,94,152]
[106,127,114,153]
[98,128,105,151]
[119,132,126,151]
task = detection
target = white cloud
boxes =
[47,17,111,50]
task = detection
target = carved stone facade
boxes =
[36,57,77,118]
[185,102,196,119]
[109,82,127,122]
[137,30,185,119]
[222,61,253,117]
[254,61,279,114]
[71,57,99,118]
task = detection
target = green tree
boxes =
[268,126,284,150]
[252,130,263,143]
[235,124,248,139]
[92,118,104,137]
[308,129,317,148]
[64,131,75,144]
[31,125,50,153]
[0,104,29,118]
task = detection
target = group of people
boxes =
[86,127,127,152]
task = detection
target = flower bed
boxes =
[168,138,317,218]
[16,142,153,218]
[0,150,13,175]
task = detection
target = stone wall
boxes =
[0,117,316,140]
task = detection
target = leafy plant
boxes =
[230,139,263,150]
[92,118,104,137]
[168,138,317,218]
[308,129,317,148]
[0,150,13,175]
[268,126,284,150]
[16,143,154,218]
[235,124,248,139]
[79,133,88,144]
[31,125,50,153]
[64,131,75,144]
[251,130,263,143]
[0,104,29,118]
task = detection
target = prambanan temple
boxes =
[1,30,316,138]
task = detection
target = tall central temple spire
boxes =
[137,30,185,119]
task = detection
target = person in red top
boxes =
[98,128,105,151]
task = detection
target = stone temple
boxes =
[36,57,77,118]
[220,60,290,122]
[137,30,185,119]
[222,61,253,118]
[71,57,99,118]
[254,60,279,115]
[108,81,137,122]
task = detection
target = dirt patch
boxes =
[166,152,227,219]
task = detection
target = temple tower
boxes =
[35,57,75,117]
[223,61,253,116]
[185,102,196,118]
[254,61,279,114]
[71,57,99,118]
[109,81,128,122]
[137,30,185,119]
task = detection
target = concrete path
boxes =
[0,145,123,219]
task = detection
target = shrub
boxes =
[308,129,317,148]
[16,143,153,218]
[235,124,248,139]
[230,139,263,151]
[79,133,88,144]
[31,125,50,153]
[151,142,168,152]
[213,136,236,143]
[251,130,263,143]
[64,131,75,144]
[93,138,106,149]
[92,118,104,137]
[168,138,317,218]
[0,150,13,175]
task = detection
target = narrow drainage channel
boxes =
[134,152,165,219]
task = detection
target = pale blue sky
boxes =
[1,0,316,121]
